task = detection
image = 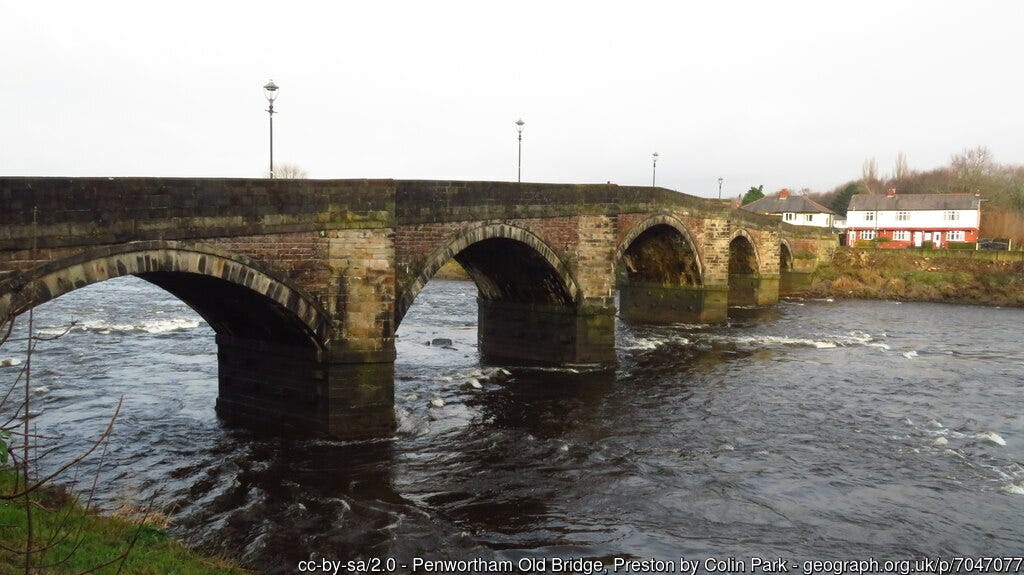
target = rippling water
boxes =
[3,277,1023,573]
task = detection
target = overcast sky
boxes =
[3,1,1022,198]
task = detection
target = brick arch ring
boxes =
[0,240,332,349]
[395,221,582,325]
[730,228,763,274]
[613,212,705,285]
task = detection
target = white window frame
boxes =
[864,211,875,221]
[892,230,910,241]
[804,214,813,222]
[783,212,795,222]
[896,211,910,221]
[946,230,965,241]
[861,230,876,240]
[944,211,959,221]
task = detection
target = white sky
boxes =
[3,1,1022,198]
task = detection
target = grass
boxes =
[796,248,1024,306]
[0,467,248,575]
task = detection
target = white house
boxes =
[741,189,836,228]
[846,189,981,248]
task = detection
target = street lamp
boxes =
[263,79,279,178]
[718,177,724,200]
[651,152,659,187]
[515,118,525,183]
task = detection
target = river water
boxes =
[3,277,1023,573]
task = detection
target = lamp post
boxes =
[718,177,724,200]
[263,80,279,178]
[515,118,525,182]
[651,152,659,187]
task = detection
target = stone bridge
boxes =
[0,178,835,438]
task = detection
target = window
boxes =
[892,231,910,241]
[896,211,910,221]
[944,211,959,221]
[861,230,875,240]
[864,211,875,221]
[947,231,965,241]
[783,213,795,221]
[804,214,814,222]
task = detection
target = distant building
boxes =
[846,189,981,248]
[740,188,836,228]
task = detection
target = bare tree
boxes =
[270,163,309,179]
[0,208,149,573]
[951,146,995,193]
[894,151,910,181]
[862,157,879,194]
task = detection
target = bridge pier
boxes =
[728,274,780,307]
[780,270,815,295]
[215,335,396,439]
[478,299,616,365]
[618,283,728,323]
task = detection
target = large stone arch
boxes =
[728,228,762,276]
[614,213,704,286]
[0,241,331,352]
[395,222,581,326]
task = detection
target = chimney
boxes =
[778,188,790,199]
[886,188,896,197]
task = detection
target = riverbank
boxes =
[433,259,470,280]
[792,247,1024,307]
[0,467,246,574]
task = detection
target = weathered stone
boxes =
[0,177,836,440]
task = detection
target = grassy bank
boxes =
[0,467,246,574]
[794,248,1024,306]
[433,259,470,281]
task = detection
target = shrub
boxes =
[947,242,978,250]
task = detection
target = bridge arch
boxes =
[779,238,794,272]
[396,222,581,326]
[614,213,704,286]
[728,228,766,307]
[728,228,762,276]
[0,241,331,352]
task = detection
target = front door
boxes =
[913,231,923,247]
[933,231,942,248]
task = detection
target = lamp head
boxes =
[263,79,279,103]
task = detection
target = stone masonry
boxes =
[0,177,836,438]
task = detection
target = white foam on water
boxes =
[976,431,1007,446]
[622,337,668,351]
[927,419,944,429]
[1000,484,1024,495]
[933,437,948,447]
[40,317,203,335]
[866,342,891,350]
[902,350,919,359]
[0,357,23,367]
[725,335,840,349]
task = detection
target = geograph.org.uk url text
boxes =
[297,555,1024,574]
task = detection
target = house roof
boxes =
[741,195,834,215]
[848,193,980,211]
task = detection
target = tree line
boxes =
[747,147,1024,242]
